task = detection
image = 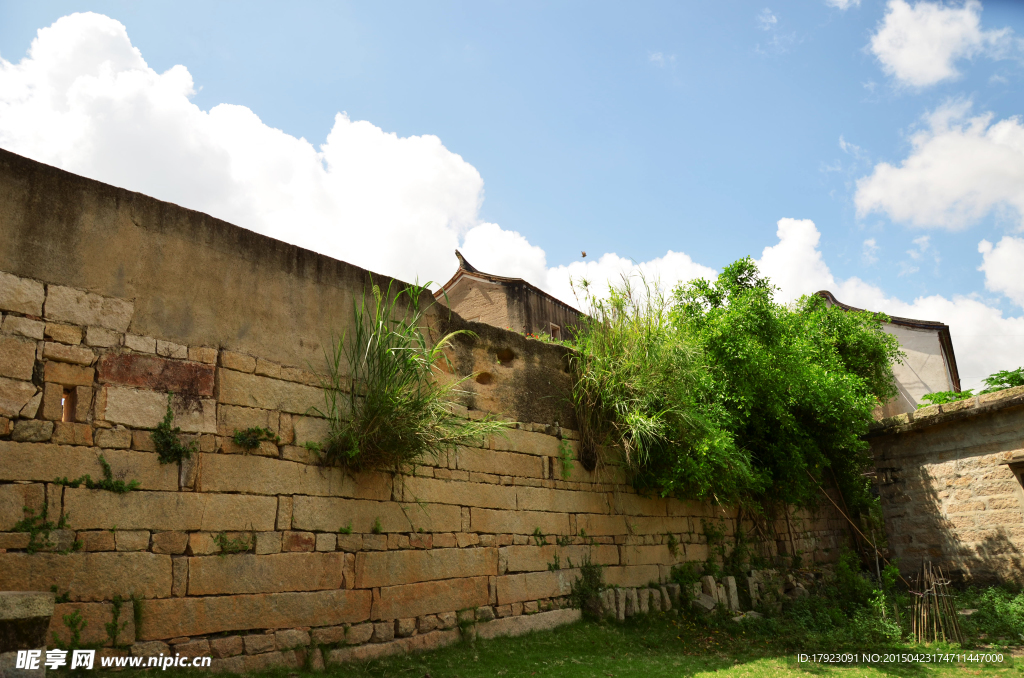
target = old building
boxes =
[816,290,961,415]
[435,251,583,340]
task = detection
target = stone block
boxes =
[45,323,82,345]
[311,625,346,645]
[63,488,276,531]
[496,570,575,605]
[471,508,571,535]
[219,351,256,373]
[19,391,42,418]
[198,453,391,499]
[277,496,293,530]
[373,576,490,621]
[333,533,361,553]
[156,340,188,360]
[11,420,53,442]
[363,534,387,551]
[517,486,610,514]
[637,588,650,614]
[0,551,171,601]
[256,532,282,555]
[621,544,677,567]
[401,476,516,510]
[43,361,94,386]
[503,544,618,573]
[85,326,120,348]
[395,618,416,638]
[98,354,215,396]
[115,530,151,551]
[493,428,561,457]
[45,287,132,331]
[476,606,496,621]
[0,483,45,530]
[456,447,545,478]
[292,495,460,534]
[172,557,188,596]
[40,382,63,420]
[95,427,131,449]
[152,531,188,555]
[74,385,92,422]
[175,639,210,657]
[187,346,217,364]
[1,315,44,339]
[283,531,316,552]
[244,634,276,654]
[418,614,439,633]
[0,377,37,418]
[101,387,215,433]
[0,335,36,380]
[475,608,581,640]
[77,530,115,552]
[347,623,373,645]
[124,334,156,353]
[216,404,276,437]
[372,621,395,643]
[293,416,330,447]
[388,533,410,549]
[216,368,322,414]
[131,640,170,657]
[316,533,337,551]
[210,636,244,658]
[276,629,311,649]
[51,422,93,446]
[47,601,136,647]
[355,547,498,588]
[140,589,372,640]
[602,565,662,588]
[0,272,44,315]
[42,342,94,366]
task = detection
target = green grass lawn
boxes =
[263,613,1019,678]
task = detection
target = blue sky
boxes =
[1,1,1023,386]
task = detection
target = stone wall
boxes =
[0,150,852,669]
[868,386,1024,583]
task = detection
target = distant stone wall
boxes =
[0,150,851,669]
[869,387,1024,584]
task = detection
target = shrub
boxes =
[312,279,509,471]
[152,394,197,465]
[568,551,605,619]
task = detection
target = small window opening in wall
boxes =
[549,323,561,340]
[61,388,76,423]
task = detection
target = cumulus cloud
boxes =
[826,0,861,10]
[855,100,1024,230]
[869,0,1014,88]
[863,238,880,264]
[979,236,1024,307]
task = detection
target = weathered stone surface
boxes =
[78,530,116,551]
[101,387,216,433]
[621,544,679,567]
[275,628,310,649]
[373,576,490,621]
[216,404,277,437]
[346,623,373,645]
[63,488,276,530]
[492,428,561,457]
[517,486,610,514]
[43,361,94,386]
[401,476,516,510]
[45,286,133,332]
[45,323,82,345]
[210,636,243,658]
[395,618,416,637]
[456,447,545,478]
[1,314,44,339]
[172,556,188,596]
[48,602,136,647]
[216,368,322,415]
[219,352,256,373]
[11,420,53,442]
[188,553,346,595]
[475,608,581,640]
[495,570,575,605]
[19,391,41,418]
[316,533,336,551]
[85,326,120,347]
[310,625,346,645]
[283,531,316,552]
[471,508,571,535]
[42,342,94,366]
[151,531,189,555]
[355,548,498,589]
[0,552,171,601]
[293,416,330,447]
[292,495,460,534]
[0,271,45,315]
[40,382,63,420]
[197,453,391,498]
[187,346,217,364]
[255,532,282,555]
[0,376,37,417]
[115,530,151,551]
[156,340,187,360]
[603,565,662,588]
[98,354,215,396]
[95,427,131,449]
[244,634,276,654]
[51,421,93,446]
[0,335,36,380]
[327,629,460,664]
[139,590,371,639]
[124,334,156,353]
[0,483,44,530]
[502,544,618,573]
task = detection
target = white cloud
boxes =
[758,9,778,30]
[648,52,676,68]
[826,0,861,9]
[869,0,1013,88]
[979,236,1024,307]
[753,219,1024,390]
[855,100,1024,230]
[863,238,880,264]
